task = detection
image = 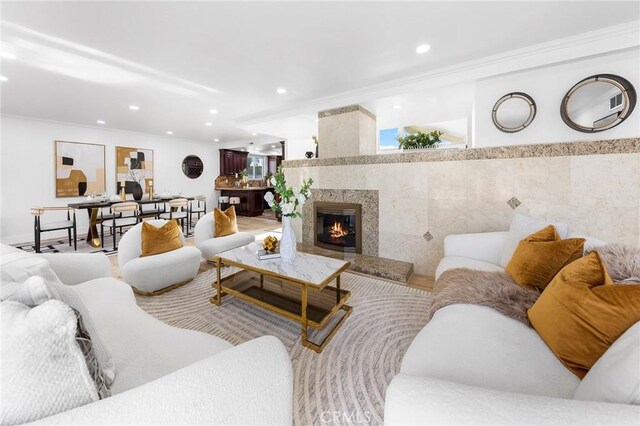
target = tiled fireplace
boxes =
[301,188,379,256]
[314,202,362,254]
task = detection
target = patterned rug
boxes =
[135,268,431,425]
[12,235,123,255]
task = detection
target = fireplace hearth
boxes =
[314,202,362,254]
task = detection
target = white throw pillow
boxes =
[0,300,99,425]
[2,276,52,306]
[1,248,58,302]
[499,214,570,267]
[574,321,640,405]
[46,278,116,386]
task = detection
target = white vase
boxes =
[280,215,297,263]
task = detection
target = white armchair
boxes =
[117,219,201,294]
[194,212,255,261]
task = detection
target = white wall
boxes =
[0,115,219,244]
[474,48,640,147]
[286,137,316,160]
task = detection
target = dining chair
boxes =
[97,207,122,238]
[188,196,207,234]
[100,202,140,251]
[139,202,164,221]
[31,207,77,253]
[159,198,189,234]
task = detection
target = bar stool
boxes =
[188,195,207,233]
[229,196,242,216]
[101,202,140,251]
[31,207,77,253]
[218,196,229,211]
[159,198,189,234]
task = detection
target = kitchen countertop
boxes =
[215,187,273,191]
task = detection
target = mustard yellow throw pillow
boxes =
[140,220,183,257]
[214,206,238,237]
[506,225,585,289]
[528,251,640,378]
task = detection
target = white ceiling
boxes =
[1,1,638,143]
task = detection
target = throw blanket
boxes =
[428,269,540,327]
[429,244,640,327]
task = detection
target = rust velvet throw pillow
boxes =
[140,220,183,256]
[528,251,640,378]
[505,225,585,289]
[214,206,238,237]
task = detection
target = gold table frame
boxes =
[210,256,352,353]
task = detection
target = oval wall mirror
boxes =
[492,92,537,133]
[182,155,204,179]
[561,74,636,133]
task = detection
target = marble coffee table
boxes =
[211,243,351,352]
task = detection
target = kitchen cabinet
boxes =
[218,188,266,217]
[219,149,248,176]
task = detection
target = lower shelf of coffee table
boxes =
[220,273,350,329]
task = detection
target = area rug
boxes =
[135,269,431,425]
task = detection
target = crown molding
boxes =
[0,113,212,145]
[237,20,640,126]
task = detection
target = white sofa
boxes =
[385,230,640,425]
[194,212,255,261]
[118,219,201,294]
[2,246,293,425]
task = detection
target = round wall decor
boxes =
[491,92,537,133]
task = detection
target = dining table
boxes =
[67,196,194,248]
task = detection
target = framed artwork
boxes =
[55,140,106,198]
[116,146,154,194]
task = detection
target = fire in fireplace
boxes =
[314,202,362,253]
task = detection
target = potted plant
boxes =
[263,165,313,262]
[312,135,319,158]
[397,130,444,150]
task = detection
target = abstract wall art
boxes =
[55,140,106,197]
[116,146,154,195]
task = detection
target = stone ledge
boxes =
[282,138,640,168]
[297,243,413,284]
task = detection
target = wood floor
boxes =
[108,214,434,291]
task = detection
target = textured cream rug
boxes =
[136,269,431,425]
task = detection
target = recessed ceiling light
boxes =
[166,131,173,135]
[209,109,218,114]
[271,145,277,148]
[416,44,431,54]
[252,132,258,136]
[96,120,106,125]
[214,138,220,142]
[276,88,287,94]
[129,105,140,110]
[0,76,8,82]
[393,104,402,109]
[205,122,213,127]
[240,148,246,151]
[0,51,16,60]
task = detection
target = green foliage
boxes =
[397,130,444,150]
[266,165,314,218]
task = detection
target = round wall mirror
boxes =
[182,155,204,179]
[561,74,636,133]
[492,92,537,133]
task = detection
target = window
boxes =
[247,154,264,179]
[610,92,623,110]
[378,128,402,150]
